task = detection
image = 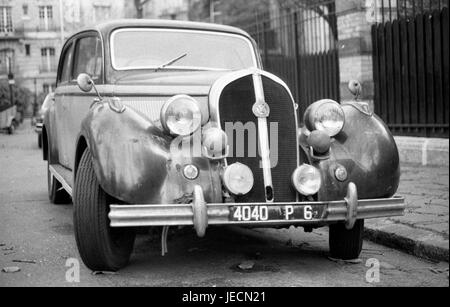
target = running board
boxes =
[49,164,73,197]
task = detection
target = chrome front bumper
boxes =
[109,183,405,237]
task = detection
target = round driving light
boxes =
[307,130,332,154]
[223,163,254,196]
[183,164,199,180]
[202,127,228,156]
[304,99,345,137]
[161,95,202,136]
[292,164,322,196]
[335,165,348,182]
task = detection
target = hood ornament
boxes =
[252,100,270,118]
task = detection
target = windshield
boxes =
[111,29,258,71]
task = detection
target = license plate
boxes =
[229,205,325,222]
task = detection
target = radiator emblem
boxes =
[252,101,270,118]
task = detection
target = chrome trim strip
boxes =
[49,165,73,197]
[252,73,274,202]
[110,29,259,71]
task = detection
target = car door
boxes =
[57,32,104,170]
[54,40,74,168]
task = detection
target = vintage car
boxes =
[35,93,53,148]
[0,104,17,135]
[42,20,405,271]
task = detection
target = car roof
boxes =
[85,19,252,39]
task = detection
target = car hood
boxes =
[112,70,233,96]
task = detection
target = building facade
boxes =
[0,0,184,115]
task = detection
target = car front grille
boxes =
[219,74,299,203]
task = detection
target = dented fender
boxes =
[80,100,222,205]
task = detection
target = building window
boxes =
[41,47,56,73]
[25,44,31,56]
[93,5,111,23]
[0,6,13,33]
[23,4,29,17]
[39,6,53,30]
[0,49,14,74]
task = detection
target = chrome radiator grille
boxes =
[219,75,299,203]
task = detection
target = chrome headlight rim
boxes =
[160,94,202,137]
[304,99,345,137]
[222,163,254,196]
[292,164,322,196]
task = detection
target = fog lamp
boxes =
[183,164,199,180]
[202,127,228,157]
[307,130,332,154]
[292,164,322,196]
[223,163,254,196]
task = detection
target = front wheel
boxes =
[7,123,15,135]
[73,149,135,272]
[329,220,364,260]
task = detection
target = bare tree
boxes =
[134,0,152,19]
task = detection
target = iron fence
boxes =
[372,1,449,137]
[229,0,340,118]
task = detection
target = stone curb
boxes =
[395,136,449,167]
[364,219,449,263]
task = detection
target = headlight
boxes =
[161,95,202,136]
[304,99,345,137]
[223,163,254,196]
[292,164,322,196]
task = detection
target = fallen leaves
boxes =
[12,259,36,264]
[2,267,21,273]
[237,261,255,271]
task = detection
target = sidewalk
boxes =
[365,164,449,262]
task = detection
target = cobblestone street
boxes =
[366,164,449,262]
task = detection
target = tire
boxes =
[47,160,72,204]
[73,149,135,272]
[7,123,15,135]
[38,134,42,149]
[329,220,364,260]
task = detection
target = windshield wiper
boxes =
[154,53,188,72]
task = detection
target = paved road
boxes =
[0,123,448,287]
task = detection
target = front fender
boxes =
[315,103,401,201]
[82,101,173,204]
[81,101,222,205]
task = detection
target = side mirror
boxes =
[77,73,93,93]
[77,73,102,100]
[348,80,362,100]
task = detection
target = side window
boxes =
[73,36,102,82]
[58,43,73,84]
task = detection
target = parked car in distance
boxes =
[36,93,53,148]
[42,20,405,272]
[0,104,17,135]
